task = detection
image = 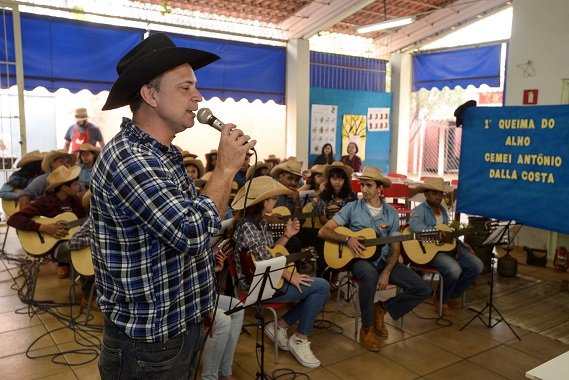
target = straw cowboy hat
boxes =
[246,161,270,180]
[180,150,198,159]
[231,176,293,210]
[46,166,81,192]
[415,177,453,193]
[78,143,101,156]
[264,154,281,164]
[74,107,89,121]
[308,164,326,176]
[205,149,218,158]
[41,149,76,173]
[82,190,92,209]
[16,150,44,168]
[102,33,220,110]
[324,161,352,180]
[271,158,303,178]
[358,166,392,188]
[183,157,205,178]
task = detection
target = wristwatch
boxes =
[344,236,350,244]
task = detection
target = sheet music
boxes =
[243,256,286,307]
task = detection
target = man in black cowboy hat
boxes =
[90,33,255,379]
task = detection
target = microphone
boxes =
[197,108,224,132]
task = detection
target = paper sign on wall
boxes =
[367,107,390,132]
[310,104,337,155]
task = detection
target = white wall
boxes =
[505,0,569,257]
[506,0,569,106]
[17,89,286,166]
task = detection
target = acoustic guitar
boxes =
[402,224,473,265]
[324,226,441,271]
[17,212,87,256]
[239,244,318,289]
[266,205,319,240]
[1,188,21,218]
[268,206,316,222]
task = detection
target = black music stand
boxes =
[226,255,289,380]
[460,220,521,340]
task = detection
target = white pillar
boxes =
[390,53,412,174]
[285,39,310,167]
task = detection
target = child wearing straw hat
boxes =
[231,176,330,368]
[409,177,483,316]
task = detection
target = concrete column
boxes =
[285,39,310,166]
[390,53,412,175]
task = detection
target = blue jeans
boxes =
[99,315,203,380]
[429,242,484,303]
[271,277,330,336]
[201,295,244,380]
[351,260,431,326]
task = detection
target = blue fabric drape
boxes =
[412,45,501,91]
[0,12,286,104]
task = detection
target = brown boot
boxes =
[359,326,380,351]
[373,301,388,337]
[432,294,451,316]
[448,297,462,309]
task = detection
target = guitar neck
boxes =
[363,233,415,247]
[67,217,88,229]
[363,229,441,247]
[279,212,315,221]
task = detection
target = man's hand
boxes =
[215,124,256,175]
[288,272,314,293]
[346,237,366,258]
[377,270,391,290]
[285,219,300,238]
[213,250,226,273]
[39,222,68,238]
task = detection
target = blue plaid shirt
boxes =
[90,118,220,342]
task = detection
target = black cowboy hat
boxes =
[102,33,220,110]
[454,100,477,128]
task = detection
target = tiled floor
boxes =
[1,224,568,380]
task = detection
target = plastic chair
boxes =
[382,183,412,224]
[332,270,403,339]
[387,172,407,179]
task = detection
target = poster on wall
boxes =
[310,104,337,155]
[367,107,390,132]
[342,114,366,161]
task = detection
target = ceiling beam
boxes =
[377,0,510,55]
[280,0,375,40]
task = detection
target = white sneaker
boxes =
[287,334,321,368]
[264,321,289,351]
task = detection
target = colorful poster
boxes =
[342,114,366,161]
[367,107,390,132]
[310,104,337,155]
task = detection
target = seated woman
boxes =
[316,161,357,226]
[231,176,330,369]
[340,142,362,173]
[314,162,357,276]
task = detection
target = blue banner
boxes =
[457,105,569,234]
